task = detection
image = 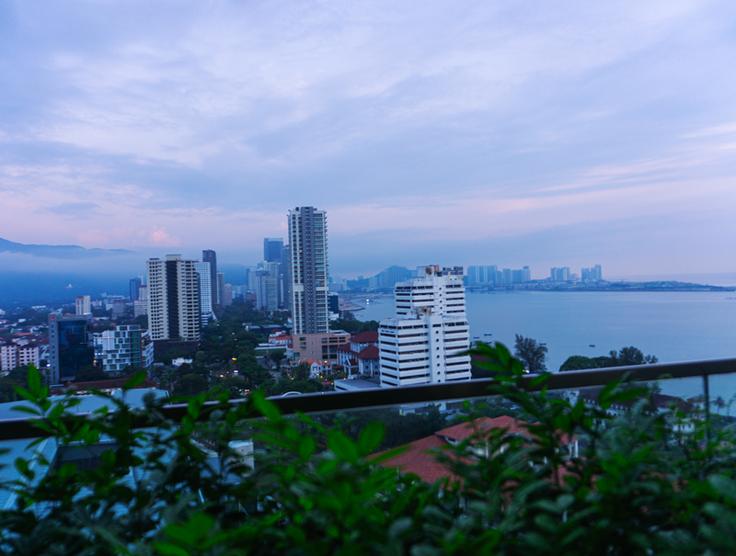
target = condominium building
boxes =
[378,265,472,387]
[288,206,329,334]
[75,295,92,316]
[93,325,154,373]
[1,343,41,371]
[146,255,201,342]
[194,261,215,325]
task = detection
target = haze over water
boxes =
[356,291,736,372]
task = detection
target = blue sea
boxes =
[353,291,736,402]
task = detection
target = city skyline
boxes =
[1,2,736,278]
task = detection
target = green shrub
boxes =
[0,343,735,555]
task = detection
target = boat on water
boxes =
[589,344,596,348]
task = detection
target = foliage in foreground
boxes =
[1,346,736,555]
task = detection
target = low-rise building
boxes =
[93,325,154,373]
[290,330,350,364]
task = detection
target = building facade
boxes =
[129,277,142,301]
[255,261,280,312]
[202,249,219,309]
[147,255,201,342]
[48,314,94,383]
[93,325,154,373]
[378,265,472,387]
[263,237,284,263]
[75,295,92,316]
[194,261,215,325]
[288,206,329,334]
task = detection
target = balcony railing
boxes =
[0,357,734,441]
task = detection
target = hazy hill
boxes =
[0,237,130,259]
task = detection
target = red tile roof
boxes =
[350,331,378,344]
[357,345,379,360]
[436,416,529,442]
[374,416,574,485]
[373,434,457,484]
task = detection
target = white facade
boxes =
[75,295,92,316]
[195,261,215,325]
[379,265,472,387]
[1,344,41,372]
[288,206,330,334]
[147,255,201,342]
[93,325,154,373]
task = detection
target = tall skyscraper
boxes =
[288,206,329,334]
[129,277,142,301]
[75,295,92,316]
[378,265,472,387]
[194,261,215,325]
[550,267,571,282]
[48,314,94,383]
[263,237,284,263]
[202,249,219,309]
[147,255,201,342]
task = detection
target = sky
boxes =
[1,0,735,279]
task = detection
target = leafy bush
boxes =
[1,344,735,555]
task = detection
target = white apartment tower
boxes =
[379,265,472,387]
[147,255,201,342]
[288,206,329,334]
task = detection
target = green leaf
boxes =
[358,421,385,455]
[27,365,41,397]
[123,371,146,390]
[328,430,359,462]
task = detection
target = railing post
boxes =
[703,373,711,446]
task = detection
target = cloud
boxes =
[0,0,735,275]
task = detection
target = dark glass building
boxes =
[129,277,142,301]
[48,314,94,383]
[263,237,284,263]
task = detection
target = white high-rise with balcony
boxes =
[288,206,329,334]
[147,255,201,342]
[379,265,472,387]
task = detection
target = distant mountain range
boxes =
[0,236,131,259]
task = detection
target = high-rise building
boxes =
[255,261,280,312]
[75,295,92,316]
[221,282,233,307]
[217,272,228,307]
[280,244,291,310]
[194,261,215,325]
[93,325,154,373]
[134,285,148,317]
[288,206,329,334]
[48,314,94,383]
[378,265,471,387]
[550,267,571,282]
[202,249,219,309]
[581,264,603,282]
[129,277,142,301]
[146,255,201,342]
[263,237,284,263]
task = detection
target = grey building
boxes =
[263,237,284,263]
[288,206,329,334]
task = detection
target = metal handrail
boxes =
[0,357,734,441]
